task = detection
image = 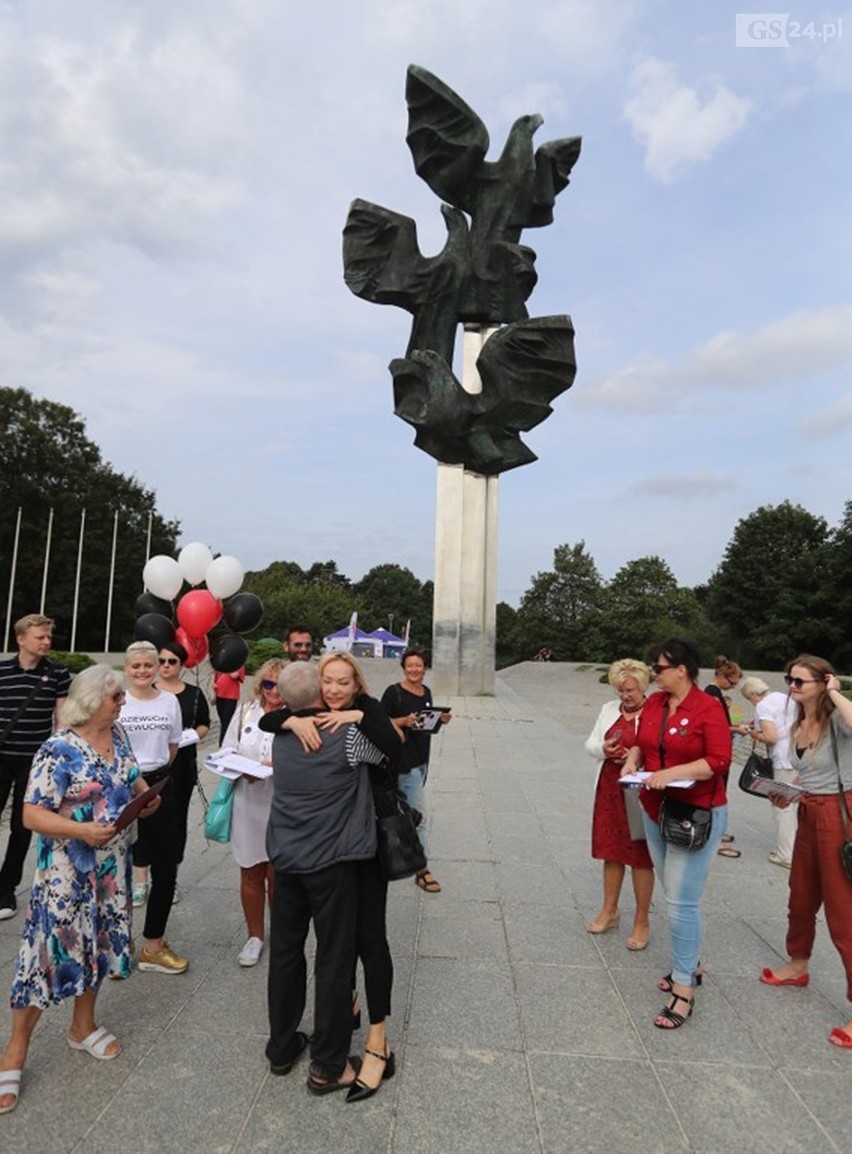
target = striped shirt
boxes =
[0,657,71,767]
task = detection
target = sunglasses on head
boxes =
[784,675,821,689]
[159,657,179,666]
[261,679,278,690]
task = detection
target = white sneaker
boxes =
[238,937,264,967]
[171,885,181,905]
[768,851,792,869]
[131,883,148,908]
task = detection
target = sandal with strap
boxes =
[0,1069,22,1115]
[654,992,694,1030]
[345,1047,396,1103]
[415,869,441,893]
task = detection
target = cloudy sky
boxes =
[2,1,850,605]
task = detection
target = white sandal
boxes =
[0,1069,22,1114]
[66,1026,121,1060]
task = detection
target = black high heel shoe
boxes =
[345,1048,395,1102]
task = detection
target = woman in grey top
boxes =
[759,654,852,1050]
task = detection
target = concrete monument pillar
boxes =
[432,325,498,697]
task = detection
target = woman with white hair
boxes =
[584,658,655,951]
[740,676,798,868]
[0,664,161,1115]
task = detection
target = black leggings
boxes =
[133,775,180,939]
[354,856,393,1023]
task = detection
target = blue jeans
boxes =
[642,803,728,987]
[396,763,428,857]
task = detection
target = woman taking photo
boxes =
[584,659,654,950]
[621,638,732,1030]
[119,641,186,975]
[0,665,160,1115]
[221,659,282,968]
[154,642,210,900]
[261,651,402,1101]
[381,647,449,895]
[759,655,852,1050]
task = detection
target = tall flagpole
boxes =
[3,506,22,653]
[145,510,153,562]
[39,507,54,614]
[104,509,119,652]
[70,508,86,653]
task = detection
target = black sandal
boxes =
[654,992,694,1029]
[345,1047,396,1103]
[269,1031,309,1076]
[306,1056,362,1096]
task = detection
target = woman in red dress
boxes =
[584,659,654,950]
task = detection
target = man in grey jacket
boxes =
[264,660,382,1093]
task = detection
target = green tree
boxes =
[515,541,606,660]
[0,387,179,650]
[599,556,711,658]
[354,563,432,643]
[706,501,833,666]
[825,500,852,668]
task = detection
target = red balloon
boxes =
[176,590,222,638]
[174,626,209,669]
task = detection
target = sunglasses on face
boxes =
[651,663,674,675]
[159,657,179,666]
[261,680,278,690]
[784,675,821,688]
[111,691,126,702]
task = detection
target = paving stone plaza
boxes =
[1,661,850,1152]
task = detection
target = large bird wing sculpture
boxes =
[391,316,575,475]
[343,198,469,364]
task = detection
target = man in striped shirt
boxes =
[0,614,70,919]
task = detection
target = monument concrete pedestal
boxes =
[431,326,498,697]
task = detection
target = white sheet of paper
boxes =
[179,728,199,748]
[620,771,696,789]
[204,748,273,779]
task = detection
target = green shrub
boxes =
[246,638,283,673]
[49,650,95,674]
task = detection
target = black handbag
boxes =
[738,744,773,794]
[829,725,852,881]
[373,765,426,881]
[659,798,713,850]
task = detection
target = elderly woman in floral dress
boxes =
[0,665,160,1115]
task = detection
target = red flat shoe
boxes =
[759,967,809,987]
[828,1026,852,1049]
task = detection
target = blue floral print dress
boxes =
[9,726,140,1009]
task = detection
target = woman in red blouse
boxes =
[621,638,732,1030]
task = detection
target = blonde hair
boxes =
[252,659,284,700]
[15,613,54,637]
[714,655,742,684]
[318,651,370,699]
[124,641,158,665]
[608,658,651,692]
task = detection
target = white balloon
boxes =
[143,555,183,601]
[205,555,244,599]
[178,541,214,586]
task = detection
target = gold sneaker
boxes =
[138,940,189,974]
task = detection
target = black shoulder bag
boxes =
[658,708,714,851]
[374,762,427,881]
[829,724,852,881]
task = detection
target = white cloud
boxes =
[623,56,751,181]
[631,472,736,498]
[583,304,852,413]
[800,394,852,440]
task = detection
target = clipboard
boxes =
[114,778,168,832]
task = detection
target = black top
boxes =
[381,681,434,773]
[704,683,732,726]
[167,683,211,774]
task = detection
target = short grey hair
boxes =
[278,661,321,711]
[740,676,770,699]
[62,664,125,726]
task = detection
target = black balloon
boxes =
[223,592,264,634]
[134,612,176,648]
[135,592,173,618]
[211,633,249,673]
